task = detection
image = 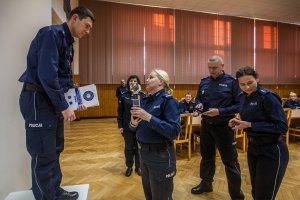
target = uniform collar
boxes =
[244,84,261,98]
[62,22,75,45]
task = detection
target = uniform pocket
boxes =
[153,165,176,182]
[25,118,58,155]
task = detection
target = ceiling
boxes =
[99,0,300,25]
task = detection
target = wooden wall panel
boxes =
[73,75,300,118]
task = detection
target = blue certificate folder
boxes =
[64,84,99,110]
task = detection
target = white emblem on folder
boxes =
[64,84,99,110]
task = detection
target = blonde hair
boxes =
[152,69,173,95]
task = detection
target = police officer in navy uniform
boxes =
[117,75,145,177]
[283,92,300,109]
[229,66,289,200]
[130,69,180,200]
[179,92,197,113]
[116,79,128,99]
[191,55,244,200]
[18,7,95,200]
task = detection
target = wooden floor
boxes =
[62,118,300,200]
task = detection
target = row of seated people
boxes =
[179,91,300,114]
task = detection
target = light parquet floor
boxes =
[62,118,300,200]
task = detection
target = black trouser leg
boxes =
[200,122,244,200]
[139,146,176,200]
[20,91,61,200]
[199,123,216,184]
[248,140,289,200]
[215,125,244,200]
[123,130,139,168]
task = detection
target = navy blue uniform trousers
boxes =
[122,130,140,169]
[20,89,65,200]
[200,120,244,200]
[247,140,289,200]
[138,144,176,200]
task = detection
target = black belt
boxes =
[138,141,173,151]
[248,135,282,145]
[24,83,45,94]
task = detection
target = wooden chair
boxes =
[235,114,247,152]
[235,129,246,152]
[283,108,292,145]
[289,127,300,141]
[193,132,200,152]
[174,114,193,160]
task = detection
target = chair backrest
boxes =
[179,114,193,140]
[283,108,292,128]
[235,113,244,137]
[281,97,288,106]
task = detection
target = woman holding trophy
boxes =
[117,75,145,177]
[130,69,180,200]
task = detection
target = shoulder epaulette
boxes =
[121,90,129,95]
[201,76,210,81]
[257,88,269,95]
[162,94,173,99]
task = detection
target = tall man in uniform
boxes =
[191,55,244,200]
[19,6,95,200]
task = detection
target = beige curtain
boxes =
[231,17,254,74]
[255,20,277,84]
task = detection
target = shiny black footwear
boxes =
[56,190,79,200]
[135,168,142,176]
[191,182,213,194]
[125,167,133,177]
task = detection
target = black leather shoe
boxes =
[125,167,133,177]
[57,190,79,200]
[191,182,213,194]
[135,168,142,176]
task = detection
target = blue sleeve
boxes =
[38,30,69,112]
[178,101,185,113]
[147,99,180,140]
[283,100,293,108]
[251,94,288,135]
[195,81,203,104]
[219,79,241,115]
[117,97,124,128]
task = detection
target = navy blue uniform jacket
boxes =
[239,85,288,137]
[179,100,196,113]
[132,90,180,143]
[195,72,241,120]
[283,99,300,109]
[19,23,74,112]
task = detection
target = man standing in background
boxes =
[116,79,128,99]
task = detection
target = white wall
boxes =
[0,0,51,198]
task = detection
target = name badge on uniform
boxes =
[250,101,258,106]
[219,83,228,87]
[153,105,160,109]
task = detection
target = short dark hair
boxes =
[127,75,141,87]
[67,6,95,22]
[236,66,258,79]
